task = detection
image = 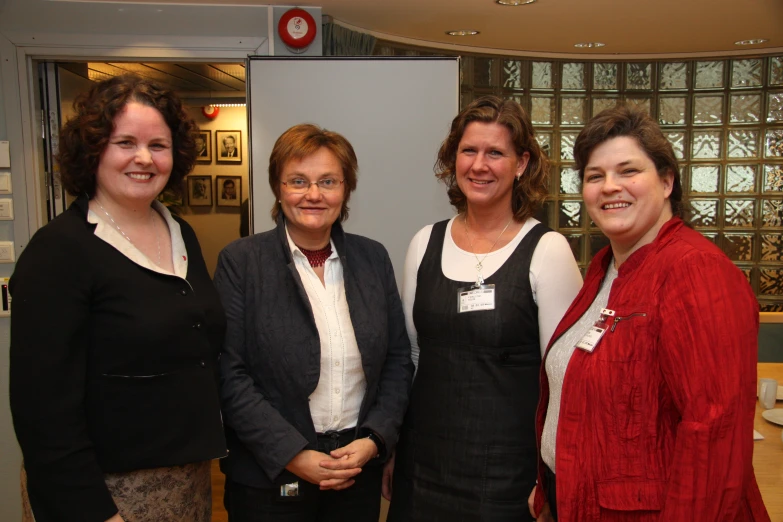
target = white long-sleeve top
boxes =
[402,216,584,369]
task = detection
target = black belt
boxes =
[316,428,355,453]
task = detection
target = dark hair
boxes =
[57,74,198,198]
[268,123,358,222]
[573,105,685,218]
[435,95,549,222]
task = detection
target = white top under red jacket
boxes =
[534,217,770,522]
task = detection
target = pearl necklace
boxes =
[95,200,161,267]
[463,214,513,286]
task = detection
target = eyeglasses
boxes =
[281,177,345,193]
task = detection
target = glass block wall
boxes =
[376,44,783,310]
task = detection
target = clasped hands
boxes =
[286,437,378,491]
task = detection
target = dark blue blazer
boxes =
[214,217,414,488]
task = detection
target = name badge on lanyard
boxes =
[458,284,496,313]
[575,308,615,352]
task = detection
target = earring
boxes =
[515,172,522,180]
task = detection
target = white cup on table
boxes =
[758,378,778,410]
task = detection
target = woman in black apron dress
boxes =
[385,96,582,521]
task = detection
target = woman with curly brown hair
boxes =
[386,95,583,521]
[9,74,226,522]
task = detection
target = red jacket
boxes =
[534,218,770,521]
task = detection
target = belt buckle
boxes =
[322,430,342,452]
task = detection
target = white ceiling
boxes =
[72,0,783,57]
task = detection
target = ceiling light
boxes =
[496,0,537,5]
[447,30,480,36]
[735,38,768,46]
[574,42,605,48]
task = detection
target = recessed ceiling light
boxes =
[735,38,768,46]
[574,42,605,48]
[446,30,480,36]
[496,0,537,5]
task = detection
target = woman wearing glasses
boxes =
[214,123,414,522]
[386,96,583,521]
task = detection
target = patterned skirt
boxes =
[22,461,212,522]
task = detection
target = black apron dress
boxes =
[388,219,548,522]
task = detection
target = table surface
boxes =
[755,363,783,521]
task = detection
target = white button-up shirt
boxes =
[286,228,366,433]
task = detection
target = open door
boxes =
[38,62,68,221]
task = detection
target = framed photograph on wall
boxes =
[216,176,242,208]
[216,130,242,163]
[187,175,213,207]
[195,129,212,164]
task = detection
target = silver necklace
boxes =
[95,199,161,266]
[463,214,513,286]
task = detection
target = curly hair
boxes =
[268,123,358,222]
[56,74,198,198]
[573,104,685,219]
[435,95,550,223]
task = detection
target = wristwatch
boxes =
[365,431,385,459]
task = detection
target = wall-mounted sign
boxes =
[278,8,317,52]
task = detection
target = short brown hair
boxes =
[573,105,685,218]
[57,74,198,198]
[435,95,550,222]
[268,124,358,222]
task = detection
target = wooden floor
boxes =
[210,461,390,522]
[211,461,227,522]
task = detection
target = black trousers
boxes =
[545,466,558,521]
[224,430,382,522]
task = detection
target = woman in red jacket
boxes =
[529,105,770,522]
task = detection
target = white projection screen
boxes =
[247,57,459,286]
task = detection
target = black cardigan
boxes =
[9,198,227,522]
[215,217,414,488]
